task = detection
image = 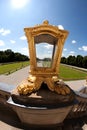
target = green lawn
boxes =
[0,62,87,80]
[0,61,29,75]
[43,61,51,67]
[59,64,87,80]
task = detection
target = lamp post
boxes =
[17,20,70,95]
[10,21,75,127]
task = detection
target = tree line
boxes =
[1,50,86,69]
[61,55,87,69]
[0,49,29,63]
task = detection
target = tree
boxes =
[82,56,87,68]
[61,55,87,69]
[0,49,29,63]
[43,58,51,61]
[76,55,83,67]
[5,49,15,62]
[61,57,66,64]
[14,53,29,61]
[66,55,76,66]
[0,51,4,62]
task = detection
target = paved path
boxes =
[0,121,22,130]
[0,67,30,129]
[0,66,86,91]
[65,80,86,91]
[0,66,87,130]
[0,66,29,86]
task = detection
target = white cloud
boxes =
[0,28,4,33]
[63,48,67,51]
[44,44,53,49]
[48,51,52,54]
[69,51,75,56]
[20,35,26,40]
[58,25,64,30]
[78,46,87,51]
[0,28,11,36]
[21,47,28,55]
[78,47,82,50]
[62,53,64,57]
[0,40,5,46]
[10,40,16,44]
[72,40,76,44]
[0,48,10,51]
[2,30,11,36]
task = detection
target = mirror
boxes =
[34,34,58,68]
[36,43,53,67]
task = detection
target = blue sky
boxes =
[0,0,87,58]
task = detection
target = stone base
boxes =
[11,82,75,108]
[8,82,76,126]
[7,97,73,126]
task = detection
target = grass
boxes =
[43,61,51,67]
[0,61,29,75]
[0,62,87,80]
[59,64,87,81]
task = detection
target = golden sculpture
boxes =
[17,20,70,95]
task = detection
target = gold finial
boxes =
[43,20,49,25]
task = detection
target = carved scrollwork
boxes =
[17,75,70,96]
[19,20,69,95]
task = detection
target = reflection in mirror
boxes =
[34,34,58,68]
[36,43,54,67]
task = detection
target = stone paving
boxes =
[0,121,22,130]
[0,66,29,86]
[0,66,87,130]
[0,66,86,91]
[65,79,86,91]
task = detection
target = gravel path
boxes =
[0,66,29,86]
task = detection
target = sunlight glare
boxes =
[11,0,29,9]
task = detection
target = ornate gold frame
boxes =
[24,20,68,77]
[17,20,70,95]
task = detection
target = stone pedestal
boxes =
[7,82,76,127]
